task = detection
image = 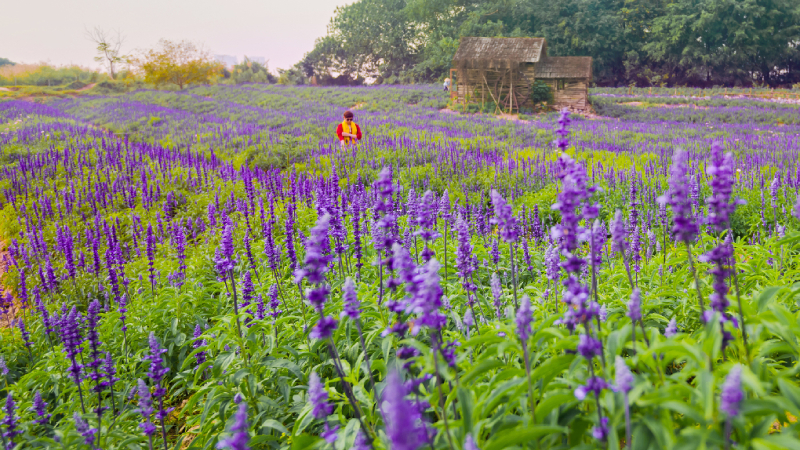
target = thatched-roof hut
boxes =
[450,37,592,112]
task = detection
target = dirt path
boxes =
[76,83,97,92]
[0,87,11,92]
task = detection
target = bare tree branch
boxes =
[85,26,128,80]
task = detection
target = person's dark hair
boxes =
[343,110,354,119]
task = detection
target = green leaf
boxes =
[752,435,800,450]
[261,419,289,436]
[757,286,783,312]
[778,378,800,415]
[214,352,236,376]
[291,434,320,449]
[484,425,566,450]
[458,386,474,438]
[461,358,504,385]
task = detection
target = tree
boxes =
[133,40,223,89]
[85,27,128,80]
[231,57,276,84]
[0,58,14,68]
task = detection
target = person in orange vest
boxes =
[336,110,362,148]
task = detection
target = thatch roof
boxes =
[535,57,593,80]
[452,37,547,69]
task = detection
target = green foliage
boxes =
[228,57,276,85]
[0,57,14,68]
[0,64,103,87]
[299,0,800,87]
[531,80,552,105]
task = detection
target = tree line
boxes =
[292,0,800,87]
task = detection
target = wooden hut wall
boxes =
[544,79,589,109]
[454,65,535,109]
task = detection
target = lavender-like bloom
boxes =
[555,109,570,151]
[146,224,157,291]
[405,259,446,332]
[295,214,333,310]
[61,307,84,385]
[321,423,339,445]
[136,379,157,437]
[119,294,128,333]
[353,431,371,450]
[592,417,609,441]
[490,190,519,243]
[793,194,800,221]
[310,315,338,340]
[516,294,533,342]
[574,376,611,400]
[268,285,281,319]
[382,370,427,450]
[86,301,108,396]
[665,318,678,337]
[615,356,634,393]
[74,412,98,448]
[545,244,560,283]
[2,393,21,444]
[217,402,250,450]
[214,222,236,277]
[490,239,500,267]
[308,372,333,419]
[144,330,173,446]
[193,325,207,367]
[610,210,628,254]
[340,277,360,320]
[706,142,739,231]
[173,224,187,287]
[0,356,7,376]
[720,365,743,418]
[18,320,31,353]
[31,391,51,425]
[415,190,440,261]
[464,434,480,450]
[627,288,642,321]
[662,149,699,243]
[490,273,503,318]
[576,334,602,361]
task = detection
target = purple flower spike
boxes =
[136,379,157,436]
[591,417,609,441]
[464,433,480,450]
[610,210,628,254]
[615,356,634,393]
[574,376,610,400]
[341,277,361,320]
[490,190,519,243]
[793,194,800,222]
[720,365,743,418]
[382,370,427,450]
[516,294,533,342]
[577,334,602,361]
[665,318,678,337]
[308,372,333,419]
[2,393,21,442]
[217,402,250,450]
[74,412,98,448]
[353,431,371,450]
[627,288,642,321]
[661,149,699,243]
[310,315,337,340]
[31,391,51,425]
[321,423,339,444]
[556,109,571,151]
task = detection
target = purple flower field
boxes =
[1,84,800,449]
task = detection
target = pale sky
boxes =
[1,0,352,72]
